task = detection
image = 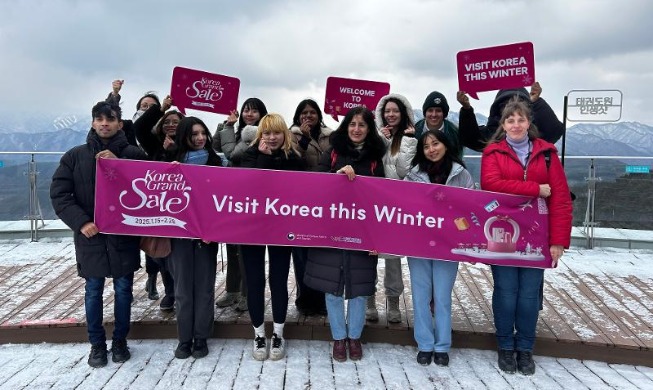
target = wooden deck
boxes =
[0,238,652,368]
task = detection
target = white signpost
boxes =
[563,89,624,249]
[566,89,623,122]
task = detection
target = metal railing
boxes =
[1,151,652,247]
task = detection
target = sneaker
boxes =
[517,351,535,375]
[110,339,131,363]
[332,339,347,362]
[160,295,175,311]
[252,336,268,361]
[366,296,379,322]
[192,339,209,359]
[175,341,192,359]
[497,349,516,374]
[88,343,108,368]
[216,292,239,308]
[269,333,285,361]
[145,274,159,300]
[434,352,449,367]
[416,351,433,366]
[236,295,248,312]
[348,338,363,361]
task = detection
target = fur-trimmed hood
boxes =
[240,125,258,144]
[374,93,415,129]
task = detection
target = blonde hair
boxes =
[251,113,300,158]
[488,96,540,144]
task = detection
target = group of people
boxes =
[50,80,572,377]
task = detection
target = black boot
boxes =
[517,351,535,375]
[145,273,159,300]
[497,349,516,374]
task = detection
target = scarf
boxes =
[426,159,447,184]
[183,149,209,165]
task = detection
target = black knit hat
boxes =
[422,91,449,118]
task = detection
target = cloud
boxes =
[1,0,652,131]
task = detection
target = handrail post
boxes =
[583,158,599,249]
[27,153,44,242]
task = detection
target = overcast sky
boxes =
[1,0,652,131]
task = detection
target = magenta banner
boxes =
[170,66,240,116]
[324,76,390,122]
[95,159,554,268]
[457,41,535,99]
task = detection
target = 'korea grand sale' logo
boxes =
[118,170,191,229]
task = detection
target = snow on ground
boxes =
[0,339,652,390]
[1,238,653,389]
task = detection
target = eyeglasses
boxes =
[163,120,180,126]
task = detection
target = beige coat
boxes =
[290,125,333,171]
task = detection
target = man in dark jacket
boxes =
[457,82,565,152]
[50,101,147,368]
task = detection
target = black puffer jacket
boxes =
[304,143,383,299]
[133,105,175,162]
[459,88,565,152]
[50,130,147,278]
[241,143,306,171]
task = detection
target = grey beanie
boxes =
[422,91,449,118]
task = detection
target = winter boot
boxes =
[387,296,402,323]
[145,273,159,300]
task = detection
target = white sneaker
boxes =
[269,333,285,361]
[252,336,268,361]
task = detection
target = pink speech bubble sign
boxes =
[456,42,535,100]
[170,66,240,116]
[324,77,391,122]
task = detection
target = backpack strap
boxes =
[543,150,551,170]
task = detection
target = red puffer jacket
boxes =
[481,138,573,248]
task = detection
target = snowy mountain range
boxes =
[0,112,652,157]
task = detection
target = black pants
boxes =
[146,255,174,296]
[169,239,217,342]
[241,245,291,327]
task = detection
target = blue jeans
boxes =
[325,293,366,340]
[408,257,459,352]
[84,274,134,346]
[491,265,544,352]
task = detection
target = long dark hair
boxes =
[412,130,466,182]
[380,97,414,156]
[330,106,385,160]
[153,110,185,143]
[291,99,325,133]
[236,97,268,141]
[173,116,219,163]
